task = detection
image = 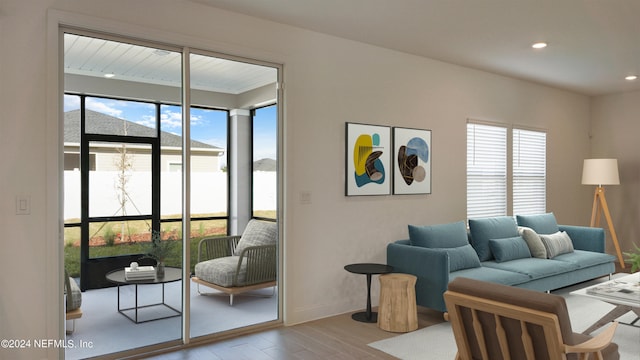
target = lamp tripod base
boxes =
[590,186,625,269]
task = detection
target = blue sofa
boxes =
[387,213,616,312]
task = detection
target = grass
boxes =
[64,212,276,277]
[65,236,205,277]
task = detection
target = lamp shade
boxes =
[582,158,620,185]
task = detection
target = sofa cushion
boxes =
[552,250,615,268]
[516,213,560,235]
[195,256,247,287]
[234,219,277,256]
[539,231,574,258]
[518,226,547,258]
[450,266,530,286]
[489,236,531,263]
[482,258,578,279]
[468,216,519,261]
[445,244,482,271]
[408,221,469,248]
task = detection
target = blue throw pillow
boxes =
[516,213,560,235]
[408,221,469,248]
[468,216,519,261]
[489,236,532,263]
[446,244,482,271]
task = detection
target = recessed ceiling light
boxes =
[153,49,171,56]
[532,42,548,49]
[104,73,115,78]
[625,75,638,81]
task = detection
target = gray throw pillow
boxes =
[539,231,574,258]
[518,226,547,259]
[234,219,277,256]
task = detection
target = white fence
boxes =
[64,171,276,220]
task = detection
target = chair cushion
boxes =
[468,216,519,261]
[195,256,247,287]
[67,277,82,311]
[539,231,574,258]
[234,220,277,256]
[516,213,560,235]
[518,226,547,258]
[408,221,469,248]
[489,236,531,262]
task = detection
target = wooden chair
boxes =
[191,220,277,305]
[444,277,619,360]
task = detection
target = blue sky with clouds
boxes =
[64,95,276,162]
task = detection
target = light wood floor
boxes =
[144,307,445,359]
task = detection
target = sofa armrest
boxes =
[559,225,605,253]
[387,241,450,312]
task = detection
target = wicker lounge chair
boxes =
[192,219,277,305]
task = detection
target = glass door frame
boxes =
[79,97,162,290]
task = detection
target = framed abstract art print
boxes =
[345,123,392,196]
[393,127,432,195]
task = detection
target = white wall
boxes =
[1,0,595,358]
[590,91,640,255]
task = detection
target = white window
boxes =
[513,128,546,215]
[467,122,507,219]
[466,122,547,219]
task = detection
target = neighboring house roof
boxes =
[64,109,221,150]
[253,158,276,171]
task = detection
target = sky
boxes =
[64,95,277,163]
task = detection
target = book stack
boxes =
[125,266,156,280]
[587,281,640,304]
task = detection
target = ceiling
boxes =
[64,33,277,95]
[192,0,640,96]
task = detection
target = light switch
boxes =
[16,195,30,215]
[299,191,312,205]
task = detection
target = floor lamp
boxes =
[582,158,625,268]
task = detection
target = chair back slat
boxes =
[470,309,490,360]
[520,320,536,360]
[494,315,511,360]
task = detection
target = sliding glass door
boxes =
[62,30,280,358]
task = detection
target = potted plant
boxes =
[623,243,640,274]
[142,229,175,277]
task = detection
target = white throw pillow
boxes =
[539,231,574,258]
[518,226,547,259]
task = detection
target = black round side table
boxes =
[344,263,394,323]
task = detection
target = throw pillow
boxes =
[516,213,560,235]
[518,226,547,259]
[445,244,482,272]
[488,236,532,263]
[539,231,574,258]
[408,221,469,248]
[234,219,278,256]
[468,216,519,261]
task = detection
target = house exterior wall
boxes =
[1,1,626,358]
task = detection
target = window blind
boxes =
[467,123,507,219]
[513,128,546,215]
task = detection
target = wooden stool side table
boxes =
[377,273,418,333]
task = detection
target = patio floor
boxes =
[65,279,278,359]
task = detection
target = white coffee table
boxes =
[571,272,640,334]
